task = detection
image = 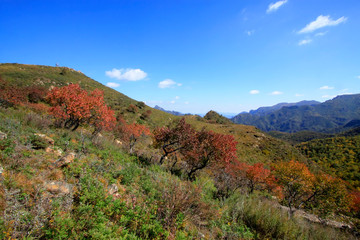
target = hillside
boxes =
[232,95,360,133]
[0,63,307,165]
[0,63,359,239]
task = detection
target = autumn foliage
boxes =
[114,116,151,152]
[46,84,116,133]
[0,77,48,107]
[153,118,238,180]
[271,160,351,217]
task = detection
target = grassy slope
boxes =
[0,63,305,165]
[0,63,357,239]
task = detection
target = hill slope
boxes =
[232,95,360,133]
[0,63,358,239]
[0,63,306,165]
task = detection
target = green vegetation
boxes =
[203,110,233,124]
[0,63,358,239]
[297,135,360,189]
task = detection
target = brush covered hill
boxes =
[0,63,305,165]
[0,63,175,128]
[232,95,360,133]
[0,63,359,239]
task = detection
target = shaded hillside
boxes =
[232,94,360,133]
[249,101,320,116]
[268,131,334,145]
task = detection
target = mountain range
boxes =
[154,105,184,116]
[231,95,360,133]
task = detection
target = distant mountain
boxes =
[232,94,360,133]
[154,105,184,116]
[249,101,320,116]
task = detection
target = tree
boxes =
[307,173,350,217]
[185,129,237,180]
[153,118,196,165]
[46,84,116,133]
[245,163,272,193]
[114,116,151,153]
[272,160,315,217]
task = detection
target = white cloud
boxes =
[267,0,288,13]
[250,90,260,94]
[270,91,283,95]
[298,39,312,46]
[105,68,147,81]
[298,15,347,34]
[158,79,182,89]
[357,76,360,79]
[185,101,190,105]
[295,93,304,97]
[315,31,327,37]
[320,85,334,90]
[170,100,175,104]
[175,96,180,100]
[106,82,120,88]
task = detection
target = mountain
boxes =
[232,95,360,133]
[154,105,184,116]
[249,101,320,116]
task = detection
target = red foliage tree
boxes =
[0,77,27,106]
[185,129,237,180]
[46,84,116,133]
[349,191,360,217]
[226,161,274,194]
[153,118,238,180]
[245,163,272,193]
[114,116,151,152]
[153,118,196,165]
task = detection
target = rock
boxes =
[34,133,55,145]
[108,183,125,199]
[0,131,7,140]
[108,184,118,195]
[45,146,63,157]
[44,181,73,195]
[53,152,76,168]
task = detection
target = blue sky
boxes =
[1,0,360,114]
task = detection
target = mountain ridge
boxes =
[232,94,360,133]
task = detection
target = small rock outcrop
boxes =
[44,181,73,195]
[108,183,125,199]
[53,152,76,168]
